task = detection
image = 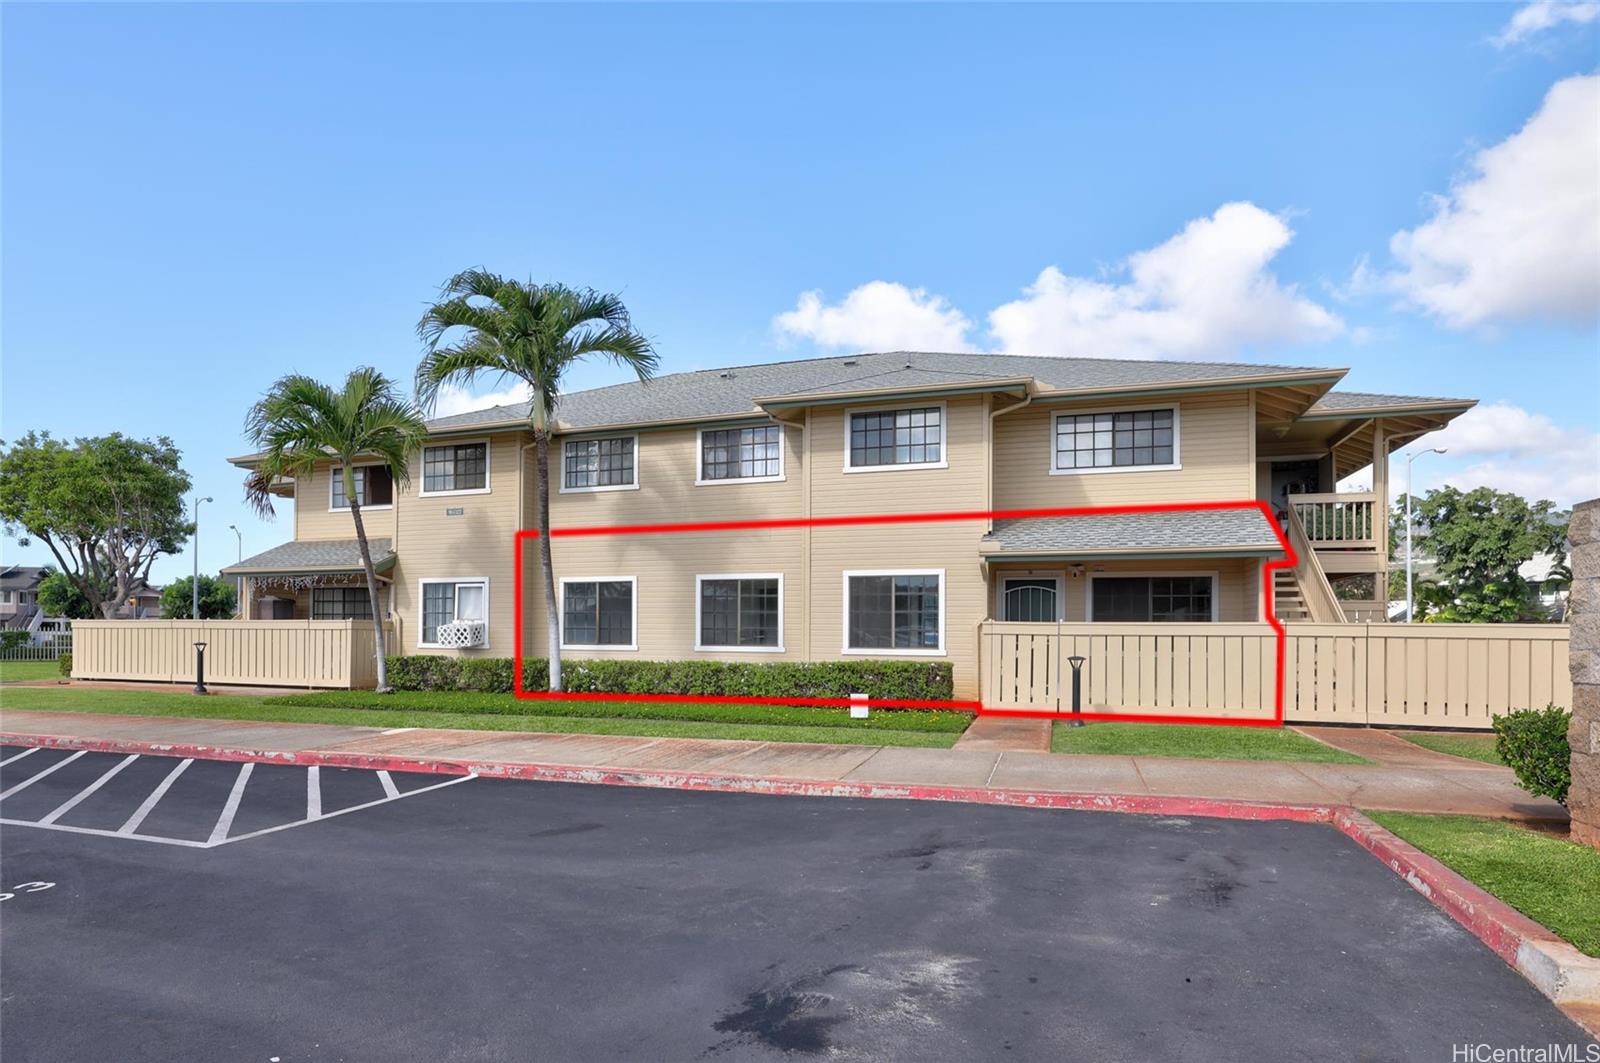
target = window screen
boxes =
[331,465,394,508]
[311,587,373,620]
[1055,409,1175,471]
[562,580,633,646]
[699,578,780,647]
[1091,576,1213,621]
[563,437,635,489]
[847,574,941,649]
[700,426,782,480]
[423,443,487,492]
[849,407,942,467]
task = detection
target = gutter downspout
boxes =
[987,392,1033,534]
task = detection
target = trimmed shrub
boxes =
[0,630,29,657]
[382,655,954,703]
[57,652,72,678]
[1492,705,1571,806]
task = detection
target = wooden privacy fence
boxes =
[978,621,1572,729]
[71,620,393,689]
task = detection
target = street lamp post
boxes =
[1404,449,1447,624]
[228,524,243,619]
[192,495,214,620]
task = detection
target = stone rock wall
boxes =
[1569,498,1598,848]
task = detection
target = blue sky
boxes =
[3,2,1597,584]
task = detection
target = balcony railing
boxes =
[1288,492,1378,550]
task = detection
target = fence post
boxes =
[1568,497,1599,849]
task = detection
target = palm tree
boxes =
[415,270,657,692]
[244,368,428,693]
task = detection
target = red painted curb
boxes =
[1329,808,1558,967]
[0,731,1335,824]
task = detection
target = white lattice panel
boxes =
[436,620,486,648]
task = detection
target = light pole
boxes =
[228,524,242,618]
[192,495,213,620]
[1404,448,1446,623]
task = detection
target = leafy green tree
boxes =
[0,432,192,617]
[1392,485,1568,622]
[36,568,99,619]
[160,575,237,620]
[244,368,428,692]
[415,270,657,692]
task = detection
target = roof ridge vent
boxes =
[841,359,858,367]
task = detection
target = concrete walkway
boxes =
[0,708,1566,822]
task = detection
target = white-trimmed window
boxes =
[696,575,783,651]
[1088,574,1216,622]
[1052,406,1179,475]
[561,435,638,492]
[697,424,784,484]
[560,577,636,649]
[845,404,946,472]
[419,578,488,646]
[843,570,944,655]
[421,440,489,495]
[999,575,1062,622]
[329,464,394,510]
[311,586,373,620]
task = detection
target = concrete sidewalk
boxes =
[0,708,1566,822]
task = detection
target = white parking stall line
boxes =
[1,747,41,767]
[119,758,194,835]
[213,773,477,847]
[0,818,212,849]
[39,754,140,825]
[306,765,321,819]
[207,763,255,844]
[377,770,400,799]
[0,750,87,801]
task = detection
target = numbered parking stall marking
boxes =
[0,745,475,849]
[0,882,56,903]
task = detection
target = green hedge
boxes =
[1493,705,1571,806]
[384,655,955,703]
[58,652,72,678]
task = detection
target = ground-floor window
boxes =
[311,586,374,620]
[1000,577,1060,622]
[844,571,943,653]
[561,577,635,649]
[420,578,488,645]
[697,575,782,650]
[1090,575,1214,622]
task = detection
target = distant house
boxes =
[0,565,46,630]
[113,585,165,620]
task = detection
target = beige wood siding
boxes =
[992,392,1254,509]
[538,423,803,530]
[391,433,526,657]
[293,463,401,542]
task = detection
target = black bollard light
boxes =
[1067,655,1086,727]
[193,641,208,695]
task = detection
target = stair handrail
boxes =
[1284,504,1345,623]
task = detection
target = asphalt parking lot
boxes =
[1,743,1592,1061]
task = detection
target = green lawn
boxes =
[1367,812,1600,957]
[0,659,62,684]
[1051,721,1367,763]
[1396,731,1504,766]
[0,685,965,748]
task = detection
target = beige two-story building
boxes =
[225,352,1473,699]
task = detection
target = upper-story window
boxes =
[846,405,945,471]
[562,435,637,492]
[330,465,394,510]
[1052,407,1178,474]
[421,441,488,495]
[698,425,784,484]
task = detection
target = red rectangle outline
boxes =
[514,499,1294,727]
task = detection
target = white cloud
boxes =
[1491,2,1599,48]
[429,380,532,417]
[773,281,976,352]
[986,202,1343,359]
[1384,73,1600,329]
[1404,402,1600,507]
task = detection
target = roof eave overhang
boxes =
[1298,399,1477,422]
[1029,370,1346,406]
[755,376,1036,411]
[222,555,397,578]
[979,545,1284,561]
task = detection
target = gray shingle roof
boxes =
[1307,390,1473,413]
[981,509,1282,555]
[223,538,395,575]
[0,565,47,591]
[425,351,1344,434]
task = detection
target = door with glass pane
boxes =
[1000,577,1061,622]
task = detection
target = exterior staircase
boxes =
[1272,569,1311,622]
